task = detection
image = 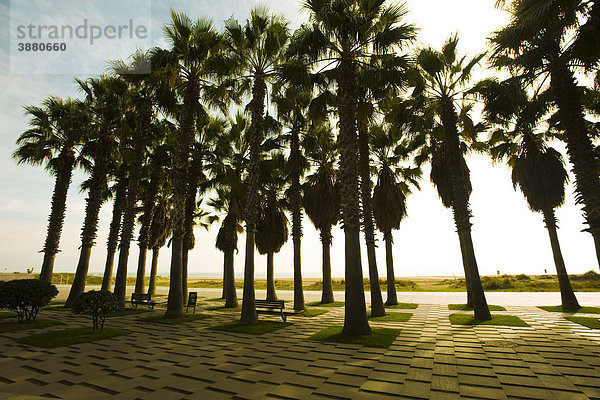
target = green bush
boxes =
[516,274,531,281]
[0,279,58,323]
[571,270,600,281]
[482,277,514,290]
[72,291,118,332]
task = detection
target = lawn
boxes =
[539,306,600,314]
[307,301,344,307]
[565,316,600,329]
[207,305,242,312]
[0,311,17,319]
[209,320,289,335]
[108,308,150,317]
[138,313,211,325]
[0,319,62,333]
[310,326,401,348]
[386,303,418,309]
[299,309,328,317]
[449,313,529,327]
[368,312,412,322]
[16,327,129,348]
[449,304,507,311]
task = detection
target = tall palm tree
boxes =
[13,97,86,283]
[302,120,340,304]
[289,0,416,334]
[370,125,421,306]
[216,7,289,325]
[413,35,491,320]
[65,76,126,307]
[154,10,222,318]
[491,0,600,270]
[474,77,580,309]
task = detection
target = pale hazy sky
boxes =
[0,0,598,279]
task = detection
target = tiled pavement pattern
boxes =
[1,301,600,399]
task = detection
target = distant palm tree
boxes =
[147,195,172,296]
[289,0,416,335]
[414,35,491,320]
[302,120,340,304]
[491,0,600,270]
[13,97,86,283]
[370,125,421,306]
[65,76,127,307]
[154,10,222,318]
[217,7,290,325]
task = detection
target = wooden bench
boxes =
[255,299,301,322]
[131,293,158,310]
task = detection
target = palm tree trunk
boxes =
[135,170,159,293]
[114,103,150,307]
[266,252,277,301]
[240,74,266,325]
[101,177,126,291]
[65,131,111,307]
[320,228,335,304]
[337,60,371,335]
[383,231,398,306]
[440,99,491,320]
[290,123,305,311]
[358,125,386,317]
[182,250,188,305]
[550,58,600,271]
[40,147,75,283]
[543,209,580,309]
[222,255,228,299]
[457,225,473,307]
[166,80,199,319]
[224,249,238,308]
[147,247,159,296]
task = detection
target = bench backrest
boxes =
[255,299,285,309]
[132,293,151,301]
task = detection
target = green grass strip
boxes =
[449,313,529,327]
[44,305,72,312]
[0,319,62,333]
[207,298,225,302]
[15,327,129,348]
[448,304,506,311]
[298,309,328,317]
[0,311,17,319]
[209,320,289,335]
[539,306,600,314]
[385,303,418,309]
[310,326,401,348]
[206,305,242,312]
[138,313,211,325]
[565,316,600,329]
[368,312,412,322]
[107,308,150,317]
[307,301,344,307]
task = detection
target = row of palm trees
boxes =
[14,0,600,334]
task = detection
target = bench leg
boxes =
[282,315,287,322]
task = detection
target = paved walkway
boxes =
[1,293,599,399]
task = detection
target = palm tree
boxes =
[100,162,128,291]
[370,125,421,306]
[289,0,416,334]
[413,35,491,320]
[154,10,222,318]
[147,195,172,296]
[65,76,126,307]
[491,1,600,270]
[302,120,340,304]
[13,97,86,283]
[217,7,289,325]
[474,77,580,309]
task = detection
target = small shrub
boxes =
[516,274,531,281]
[482,277,514,290]
[0,279,58,323]
[571,270,600,281]
[72,291,118,332]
